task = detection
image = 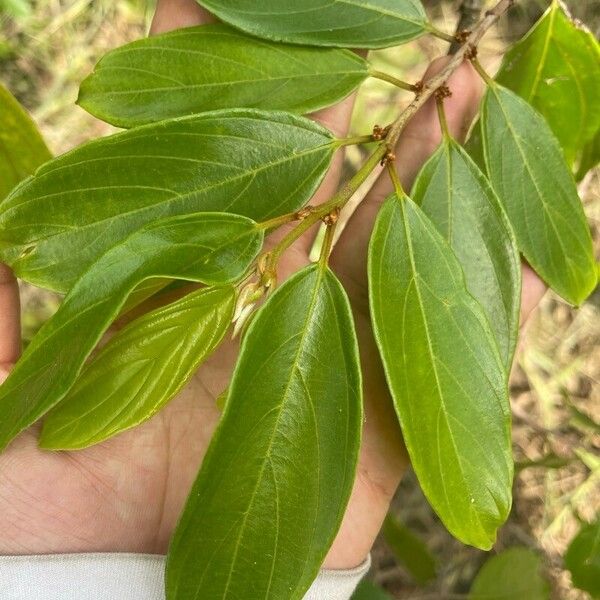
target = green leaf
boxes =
[412,137,521,370]
[79,24,368,128]
[496,0,600,170]
[40,286,236,449]
[0,212,262,451]
[196,0,429,49]
[0,109,333,293]
[166,264,362,600]
[118,277,175,316]
[368,194,512,549]
[565,519,600,598]
[481,84,596,306]
[464,121,485,171]
[351,580,393,600]
[0,83,51,199]
[382,514,436,584]
[469,547,549,600]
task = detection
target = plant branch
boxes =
[449,0,484,54]
[386,161,405,197]
[471,56,496,86]
[319,218,338,267]
[436,97,450,138]
[261,144,388,269]
[257,0,513,276]
[368,69,418,92]
[426,23,457,43]
[385,0,514,150]
[335,134,376,147]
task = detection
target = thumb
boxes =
[0,263,20,379]
[150,0,215,34]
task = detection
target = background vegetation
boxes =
[1,1,598,597]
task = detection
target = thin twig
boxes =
[385,0,514,150]
[369,68,418,92]
[259,0,514,272]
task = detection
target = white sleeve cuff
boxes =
[0,553,370,600]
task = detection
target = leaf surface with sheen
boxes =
[481,84,596,305]
[368,194,512,549]
[0,83,51,199]
[496,0,600,170]
[469,548,549,600]
[79,24,368,128]
[166,265,362,600]
[41,286,236,449]
[0,109,333,292]
[0,212,262,451]
[412,137,521,370]
[196,0,429,48]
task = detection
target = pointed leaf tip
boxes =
[481,84,596,306]
[196,0,428,48]
[166,265,362,599]
[369,194,512,549]
[79,24,369,128]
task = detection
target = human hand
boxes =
[0,0,546,570]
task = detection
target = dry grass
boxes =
[1,1,598,598]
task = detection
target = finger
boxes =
[151,0,215,34]
[288,52,370,257]
[0,263,21,375]
[331,58,483,305]
[520,263,547,326]
[276,93,357,260]
[369,57,483,206]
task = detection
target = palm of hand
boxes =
[0,0,546,568]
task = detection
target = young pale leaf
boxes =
[412,138,521,371]
[0,213,262,451]
[469,548,549,600]
[382,514,436,585]
[564,519,600,598]
[196,0,429,49]
[368,194,512,550]
[496,0,600,170]
[0,83,51,199]
[481,84,596,306]
[166,265,362,600]
[0,109,333,293]
[40,286,236,449]
[79,24,368,128]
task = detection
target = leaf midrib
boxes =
[0,222,256,442]
[219,267,325,600]
[87,68,365,96]
[398,199,466,528]
[6,143,330,250]
[487,87,591,271]
[527,2,557,102]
